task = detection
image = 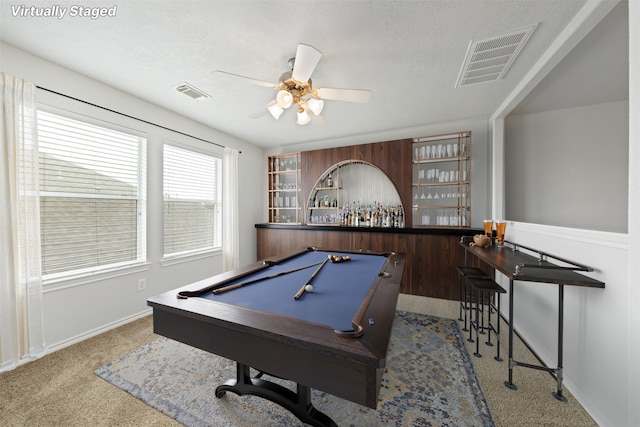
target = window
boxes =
[37,109,147,280]
[163,143,222,258]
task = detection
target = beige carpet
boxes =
[1,296,597,426]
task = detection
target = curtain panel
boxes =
[222,147,239,271]
[0,73,46,371]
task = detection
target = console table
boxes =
[458,236,605,401]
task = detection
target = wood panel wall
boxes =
[299,139,414,225]
[256,227,491,301]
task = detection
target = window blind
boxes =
[37,110,147,278]
[163,143,222,257]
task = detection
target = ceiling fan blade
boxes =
[316,87,372,103]
[212,70,279,89]
[291,44,322,83]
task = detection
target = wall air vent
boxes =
[455,24,537,88]
[173,82,211,100]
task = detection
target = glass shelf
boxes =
[268,153,302,224]
[412,132,471,228]
[306,160,404,228]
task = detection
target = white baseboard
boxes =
[47,308,152,354]
[1,308,153,372]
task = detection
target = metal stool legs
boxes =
[466,276,506,360]
[457,266,486,333]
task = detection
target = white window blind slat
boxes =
[37,110,146,278]
[163,143,222,257]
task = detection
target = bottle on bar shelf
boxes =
[326,173,333,187]
[337,202,404,228]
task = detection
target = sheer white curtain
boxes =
[0,73,46,371]
[222,147,240,271]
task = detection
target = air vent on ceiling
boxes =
[173,82,210,100]
[455,24,537,88]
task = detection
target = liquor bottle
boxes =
[326,173,333,187]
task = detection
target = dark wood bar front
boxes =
[256,224,485,300]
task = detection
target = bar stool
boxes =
[466,276,506,361]
[456,266,488,332]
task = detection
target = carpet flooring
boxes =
[96,311,494,426]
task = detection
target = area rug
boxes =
[96,311,494,426]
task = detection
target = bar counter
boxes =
[458,237,604,400]
[256,223,483,300]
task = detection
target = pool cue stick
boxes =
[294,258,328,300]
[213,261,323,294]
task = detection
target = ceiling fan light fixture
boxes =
[296,108,311,125]
[216,43,371,127]
[267,101,284,120]
[276,90,293,108]
[307,98,324,116]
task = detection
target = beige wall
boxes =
[505,100,628,233]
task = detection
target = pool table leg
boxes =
[215,362,338,427]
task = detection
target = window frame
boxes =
[162,140,223,262]
[37,105,148,285]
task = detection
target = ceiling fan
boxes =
[213,43,372,125]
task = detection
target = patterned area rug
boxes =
[96,311,494,426]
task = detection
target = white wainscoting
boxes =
[497,221,627,427]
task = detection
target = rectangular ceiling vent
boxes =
[455,24,537,88]
[173,82,210,100]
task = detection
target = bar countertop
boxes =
[255,223,482,237]
[458,237,605,288]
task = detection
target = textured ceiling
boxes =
[0,0,624,148]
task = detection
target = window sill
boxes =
[161,248,222,267]
[43,262,151,293]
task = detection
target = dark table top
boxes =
[459,239,605,288]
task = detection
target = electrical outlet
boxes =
[137,278,146,292]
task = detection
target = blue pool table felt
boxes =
[201,250,388,331]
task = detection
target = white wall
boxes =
[626,2,639,425]
[1,43,265,352]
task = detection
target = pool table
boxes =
[147,247,406,427]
